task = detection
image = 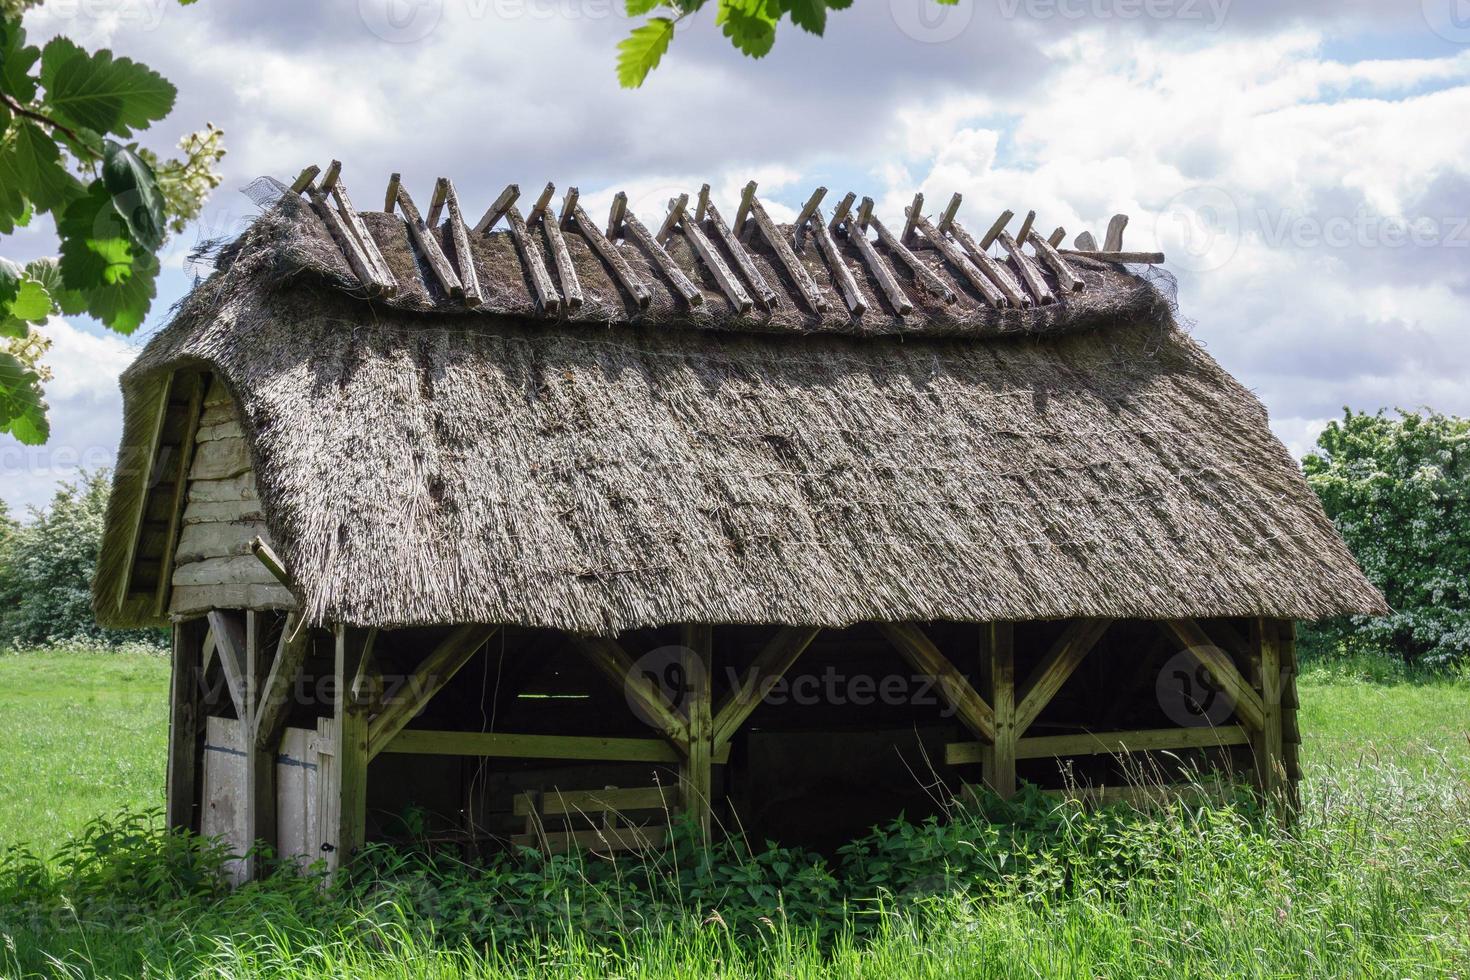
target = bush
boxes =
[0,470,165,650]
[1303,408,1470,665]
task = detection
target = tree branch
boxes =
[0,94,97,158]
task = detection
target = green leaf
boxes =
[717,0,778,57]
[617,18,675,89]
[25,257,89,316]
[0,19,41,103]
[0,350,49,445]
[82,250,157,334]
[0,120,84,227]
[781,0,826,35]
[58,181,136,291]
[102,139,165,250]
[0,257,52,333]
[38,37,177,138]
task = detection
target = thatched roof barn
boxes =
[92,170,1384,875]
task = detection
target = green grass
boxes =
[0,648,168,854]
[0,647,1468,978]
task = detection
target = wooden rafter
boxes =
[908,208,1007,308]
[387,175,463,300]
[807,205,866,316]
[667,195,752,314]
[573,635,690,753]
[1028,230,1084,292]
[792,186,826,249]
[712,626,820,748]
[944,213,1028,307]
[1062,249,1166,265]
[366,624,500,759]
[152,372,205,617]
[473,184,520,234]
[618,198,703,307]
[1160,619,1266,732]
[1104,213,1128,252]
[995,229,1055,305]
[564,192,651,310]
[702,195,780,311]
[434,178,484,307]
[878,623,996,743]
[504,203,562,315]
[527,184,583,310]
[861,199,957,304]
[741,182,828,314]
[1013,618,1111,733]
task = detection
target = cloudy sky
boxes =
[3,0,1468,514]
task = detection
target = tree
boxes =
[618,0,950,87]
[0,470,164,647]
[1302,408,1470,665]
[1,1,223,444]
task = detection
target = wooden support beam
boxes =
[290,165,320,195]
[153,373,205,617]
[936,192,962,235]
[117,375,173,610]
[733,181,758,239]
[242,611,274,880]
[792,186,827,248]
[622,205,703,307]
[712,626,820,748]
[505,204,561,315]
[1252,617,1286,809]
[382,729,731,763]
[809,206,866,316]
[566,196,652,310]
[366,625,499,758]
[1014,210,1036,250]
[946,724,1251,765]
[831,193,907,313]
[979,622,1016,799]
[207,610,248,719]
[328,177,397,295]
[311,189,394,297]
[946,218,1028,307]
[327,626,369,873]
[537,188,584,310]
[980,209,1013,250]
[165,618,207,832]
[390,177,463,300]
[426,179,447,228]
[1028,230,1084,293]
[1047,226,1066,247]
[863,200,957,304]
[908,209,1008,308]
[249,536,293,590]
[573,635,689,753]
[317,160,340,194]
[694,183,710,222]
[1014,618,1112,733]
[1161,619,1266,733]
[473,183,520,234]
[996,229,1056,305]
[1104,213,1128,252]
[526,182,555,227]
[1060,249,1166,265]
[252,613,310,749]
[606,191,629,240]
[900,192,923,245]
[675,201,752,314]
[703,197,780,311]
[349,627,383,710]
[878,623,996,743]
[655,193,689,246]
[437,178,484,307]
[680,624,713,835]
[747,193,828,314]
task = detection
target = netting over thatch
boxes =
[95,198,1385,633]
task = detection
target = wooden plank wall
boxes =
[170,378,294,616]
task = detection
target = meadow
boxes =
[0,646,1467,978]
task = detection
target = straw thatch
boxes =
[94,195,1386,633]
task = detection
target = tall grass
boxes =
[0,650,1467,978]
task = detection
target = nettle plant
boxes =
[0,4,223,444]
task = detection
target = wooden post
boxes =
[242,611,276,879]
[328,625,370,873]
[1251,617,1286,814]
[980,622,1017,800]
[680,624,714,837]
[166,617,207,832]
[1278,620,1302,815]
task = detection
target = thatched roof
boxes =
[94,186,1386,633]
